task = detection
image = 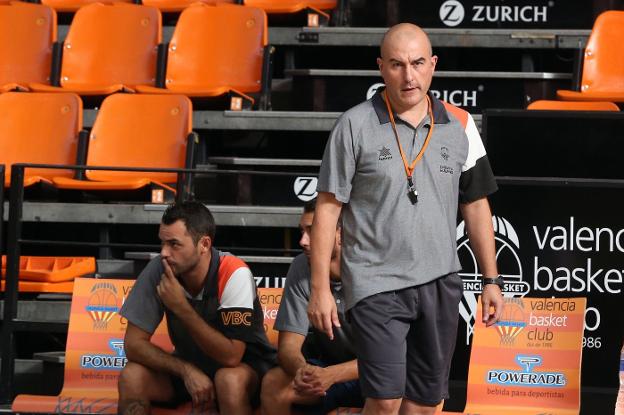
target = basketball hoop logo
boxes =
[495,298,527,345]
[86,282,120,330]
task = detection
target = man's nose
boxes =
[404,66,414,83]
[300,231,310,248]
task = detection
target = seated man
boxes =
[261,200,363,414]
[118,201,276,415]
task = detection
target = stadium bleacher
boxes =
[30,2,162,95]
[0,2,56,93]
[0,0,623,413]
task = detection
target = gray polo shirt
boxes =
[274,253,356,364]
[317,89,497,310]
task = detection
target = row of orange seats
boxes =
[0,92,193,192]
[0,0,336,14]
[2,2,623,107]
[1,2,274,105]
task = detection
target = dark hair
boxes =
[162,201,216,244]
[303,199,317,213]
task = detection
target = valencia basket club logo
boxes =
[456,216,530,344]
[86,282,120,330]
[496,298,527,345]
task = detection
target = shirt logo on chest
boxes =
[441,146,450,161]
[378,146,393,161]
[440,146,454,174]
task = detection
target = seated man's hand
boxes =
[181,362,215,409]
[157,259,190,315]
[293,364,335,397]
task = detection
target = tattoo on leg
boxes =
[120,400,149,415]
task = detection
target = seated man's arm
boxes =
[158,260,246,367]
[277,330,306,377]
[124,322,215,406]
[323,359,358,384]
[278,329,358,396]
[124,321,187,377]
[296,358,358,397]
[174,308,246,368]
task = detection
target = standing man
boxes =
[260,200,363,414]
[118,201,276,415]
[307,24,504,415]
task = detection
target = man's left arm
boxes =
[295,359,358,397]
[460,197,504,327]
[158,259,246,367]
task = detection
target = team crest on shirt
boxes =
[378,146,393,161]
[439,146,454,174]
[441,146,450,161]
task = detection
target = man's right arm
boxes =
[276,330,306,377]
[308,191,343,340]
[124,322,215,406]
[124,322,188,377]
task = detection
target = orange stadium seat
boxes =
[30,3,161,95]
[0,255,95,293]
[1,256,96,282]
[0,92,82,187]
[41,0,132,13]
[142,0,234,14]
[137,3,268,107]
[244,0,336,25]
[527,100,620,111]
[557,10,624,103]
[52,93,193,193]
[244,0,335,14]
[0,2,56,92]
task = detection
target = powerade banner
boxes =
[12,279,173,415]
[464,297,585,414]
[454,186,624,392]
[400,0,594,29]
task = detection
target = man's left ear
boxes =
[200,236,212,253]
[431,55,438,67]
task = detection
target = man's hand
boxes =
[307,289,340,340]
[482,284,504,327]
[181,362,215,409]
[293,364,336,397]
[157,259,189,316]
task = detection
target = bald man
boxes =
[307,24,504,415]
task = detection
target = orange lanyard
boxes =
[383,90,435,181]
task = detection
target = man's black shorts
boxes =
[347,273,463,405]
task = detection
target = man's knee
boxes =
[260,367,293,403]
[364,397,402,415]
[399,398,439,415]
[119,362,152,396]
[214,366,257,403]
[118,361,174,405]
